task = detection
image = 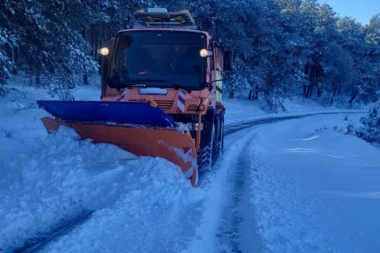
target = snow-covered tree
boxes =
[356,96,380,144]
[0,0,112,93]
[365,14,380,45]
[0,0,378,105]
[0,27,14,95]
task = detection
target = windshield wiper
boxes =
[127,79,193,93]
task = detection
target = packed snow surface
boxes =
[1,79,379,253]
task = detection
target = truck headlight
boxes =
[200,49,212,57]
[98,47,109,56]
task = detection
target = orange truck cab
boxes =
[98,8,233,171]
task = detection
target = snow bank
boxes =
[0,76,99,164]
[0,127,205,252]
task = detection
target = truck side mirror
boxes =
[224,51,233,71]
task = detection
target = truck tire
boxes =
[197,121,215,171]
[214,116,224,159]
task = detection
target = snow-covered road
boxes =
[217,114,380,253]
[3,112,380,253]
[1,81,379,253]
[246,114,380,253]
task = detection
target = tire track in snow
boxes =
[14,212,93,253]
[216,130,263,253]
[184,127,261,253]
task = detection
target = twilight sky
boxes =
[318,0,379,25]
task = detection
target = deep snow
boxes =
[0,76,379,253]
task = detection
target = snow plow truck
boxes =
[36,8,233,187]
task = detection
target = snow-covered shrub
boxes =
[260,96,284,113]
[260,88,287,113]
[47,75,75,101]
[356,98,380,144]
[346,122,356,135]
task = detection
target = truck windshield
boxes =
[110,31,207,90]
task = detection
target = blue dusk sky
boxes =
[318,0,379,25]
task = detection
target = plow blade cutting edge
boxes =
[37,100,198,186]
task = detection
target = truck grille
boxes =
[130,99,173,110]
[155,100,174,110]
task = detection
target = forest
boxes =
[0,0,379,110]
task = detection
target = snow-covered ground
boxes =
[243,114,380,253]
[0,77,379,253]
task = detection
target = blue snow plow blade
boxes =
[36,100,177,128]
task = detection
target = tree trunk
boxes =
[35,71,41,86]
[349,89,358,104]
[254,87,259,100]
[306,84,313,98]
[91,25,96,59]
[304,63,323,98]
[303,84,308,97]
[317,87,322,97]
[330,82,339,105]
[228,88,234,99]
[11,46,15,62]
[83,70,89,85]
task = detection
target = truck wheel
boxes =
[197,123,215,171]
[214,119,224,157]
[212,114,224,162]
